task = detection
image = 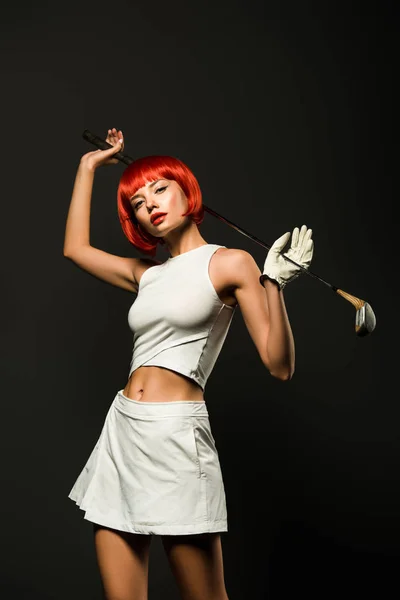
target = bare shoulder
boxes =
[216,247,251,261]
[214,247,259,289]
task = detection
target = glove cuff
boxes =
[259,274,285,290]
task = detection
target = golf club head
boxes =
[355,302,376,336]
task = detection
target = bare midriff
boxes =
[122,366,205,403]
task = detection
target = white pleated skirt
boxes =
[68,390,228,535]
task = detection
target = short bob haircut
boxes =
[117,156,204,257]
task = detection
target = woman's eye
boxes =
[133,186,166,208]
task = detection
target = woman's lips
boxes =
[152,214,166,225]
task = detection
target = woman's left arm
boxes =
[261,279,295,380]
[228,225,313,382]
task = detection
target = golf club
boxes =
[82,129,376,337]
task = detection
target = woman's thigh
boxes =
[93,524,152,600]
[161,532,229,600]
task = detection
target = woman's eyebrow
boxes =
[130,179,165,202]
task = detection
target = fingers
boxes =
[290,225,314,264]
[300,226,313,256]
[82,127,124,168]
[292,224,312,247]
[291,226,300,248]
[304,238,314,263]
[106,127,124,152]
[297,224,308,248]
[286,225,310,251]
[271,224,312,256]
[277,224,312,252]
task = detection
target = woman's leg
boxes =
[93,524,152,600]
[161,532,229,600]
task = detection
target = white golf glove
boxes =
[260,225,314,290]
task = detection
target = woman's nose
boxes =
[147,200,159,211]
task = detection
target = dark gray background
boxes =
[0,1,397,598]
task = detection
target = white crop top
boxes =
[127,244,236,390]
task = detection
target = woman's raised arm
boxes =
[63,129,141,293]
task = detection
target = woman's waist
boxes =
[123,365,205,403]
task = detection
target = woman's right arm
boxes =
[63,128,140,293]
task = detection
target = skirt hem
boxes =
[68,492,228,535]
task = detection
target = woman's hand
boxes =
[80,128,125,171]
[261,225,314,290]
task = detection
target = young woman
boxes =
[65,127,314,600]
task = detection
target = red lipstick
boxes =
[150,212,167,225]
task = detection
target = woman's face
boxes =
[129,178,189,237]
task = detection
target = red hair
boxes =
[117,156,204,257]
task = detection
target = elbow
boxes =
[276,370,294,382]
[267,364,295,381]
[273,371,294,382]
[263,354,295,381]
[63,247,77,259]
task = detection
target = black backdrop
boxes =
[0,1,397,598]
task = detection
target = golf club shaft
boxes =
[82,129,341,294]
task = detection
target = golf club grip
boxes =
[82,129,134,165]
